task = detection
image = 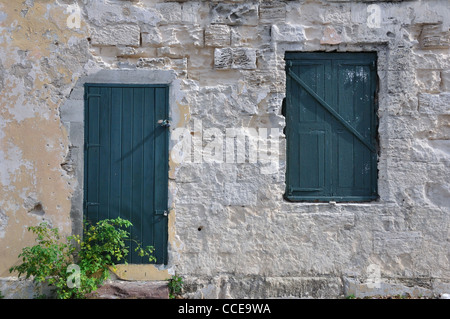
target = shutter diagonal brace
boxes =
[287,69,376,153]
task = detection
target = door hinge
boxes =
[85,93,101,100]
[84,143,101,150]
[84,201,99,209]
[285,60,292,71]
[287,187,293,196]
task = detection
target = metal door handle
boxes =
[158,119,171,128]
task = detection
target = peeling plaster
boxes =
[0,0,87,276]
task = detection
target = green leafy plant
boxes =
[167,274,184,299]
[77,218,155,292]
[9,217,155,299]
[9,222,76,299]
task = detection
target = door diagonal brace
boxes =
[288,69,376,153]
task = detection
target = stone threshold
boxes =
[87,280,169,299]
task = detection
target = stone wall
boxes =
[0,0,449,298]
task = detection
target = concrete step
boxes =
[87,280,169,299]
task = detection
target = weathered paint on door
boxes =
[84,84,169,264]
[285,52,378,202]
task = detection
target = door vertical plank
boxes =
[110,87,123,221]
[153,87,169,264]
[143,87,155,263]
[86,86,100,223]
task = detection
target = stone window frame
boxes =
[283,51,379,202]
[276,43,390,205]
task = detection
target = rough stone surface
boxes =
[271,23,305,43]
[1,0,449,300]
[419,24,450,49]
[205,25,231,47]
[214,47,257,69]
[210,3,259,26]
[90,24,141,47]
[86,281,169,299]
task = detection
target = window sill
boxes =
[283,194,380,204]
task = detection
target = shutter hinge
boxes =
[86,94,101,98]
[286,60,292,71]
[84,92,101,102]
[370,60,376,70]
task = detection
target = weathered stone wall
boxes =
[0,0,449,298]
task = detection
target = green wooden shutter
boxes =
[285,52,378,202]
[84,84,169,264]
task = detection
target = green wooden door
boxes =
[285,52,378,202]
[84,84,169,264]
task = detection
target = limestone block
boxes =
[343,277,434,299]
[434,115,450,140]
[413,8,444,25]
[420,24,450,49]
[136,57,168,69]
[418,93,450,115]
[271,23,305,43]
[223,183,257,206]
[116,46,137,57]
[205,25,231,47]
[253,46,279,70]
[90,24,140,47]
[320,26,342,45]
[142,25,203,48]
[410,138,450,164]
[175,183,223,205]
[259,2,286,24]
[265,92,285,114]
[242,69,285,93]
[441,70,450,92]
[173,25,204,47]
[416,70,441,94]
[136,57,187,77]
[323,6,351,25]
[169,58,188,78]
[386,70,416,96]
[86,281,169,299]
[214,47,256,70]
[141,27,162,46]
[85,1,160,26]
[373,231,423,255]
[231,47,257,70]
[413,52,450,70]
[157,47,183,59]
[231,25,271,47]
[156,2,182,24]
[182,2,205,24]
[210,3,258,26]
[387,48,414,71]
